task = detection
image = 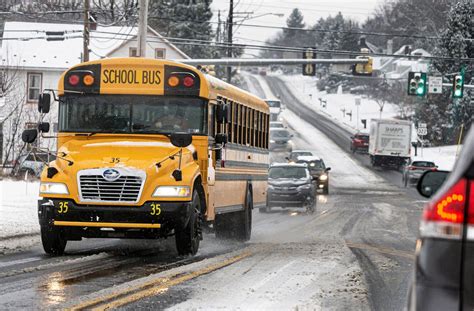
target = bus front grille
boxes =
[79,175,143,203]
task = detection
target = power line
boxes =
[0,10,451,41]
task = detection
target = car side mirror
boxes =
[38,122,50,133]
[417,170,449,198]
[170,133,192,148]
[215,133,228,145]
[22,129,38,144]
[38,93,51,114]
[325,167,331,172]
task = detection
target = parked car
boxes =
[288,150,314,162]
[264,163,316,213]
[402,160,437,187]
[269,129,292,152]
[350,132,369,153]
[296,156,331,194]
[407,126,473,310]
[14,152,54,177]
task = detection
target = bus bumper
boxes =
[38,198,192,239]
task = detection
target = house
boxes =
[0,21,189,166]
[377,46,431,80]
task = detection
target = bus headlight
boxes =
[152,186,190,198]
[319,174,328,181]
[40,182,69,195]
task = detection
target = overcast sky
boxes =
[211,0,382,57]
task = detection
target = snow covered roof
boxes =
[1,21,188,70]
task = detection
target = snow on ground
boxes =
[412,145,460,171]
[0,179,40,239]
[271,74,399,134]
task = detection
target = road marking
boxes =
[346,241,415,260]
[69,250,252,310]
[0,256,43,268]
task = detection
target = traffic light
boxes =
[452,74,464,98]
[302,47,316,76]
[408,72,427,96]
[352,57,373,76]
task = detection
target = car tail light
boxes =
[409,166,416,170]
[68,74,80,86]
[420,178,467,239]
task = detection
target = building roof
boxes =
[1,21,188,70]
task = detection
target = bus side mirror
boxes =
[417,170,449,198]
[215,133,228,145]
[38,93,51,114]
[22,129,38,144]
[170,133,192,148]
[38,122,50,133]
[216,104,230,124]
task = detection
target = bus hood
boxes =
[56,138,195,172]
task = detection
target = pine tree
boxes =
[425,0,473,144]
[148,0,214,58]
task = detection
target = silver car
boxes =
[402,160,437,187]
[15,152,54,177]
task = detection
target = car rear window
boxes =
[355,135,369,141]
[269,167,308,179]
[293,152,312,158]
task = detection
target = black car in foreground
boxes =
[264,163,316,213]
[296,156,331,194]
[408,127,473,310]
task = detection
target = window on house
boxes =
[27,73,42,102]
[129,47,138,57]
[155,48,166,59]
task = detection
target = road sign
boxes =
[419,123,427,128]
[417,127,428,136]
[302,47,316,76]
[428,76,443,94]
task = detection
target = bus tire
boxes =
[41,225,67,256]
[236,189,252,242]
[175,190,201,256]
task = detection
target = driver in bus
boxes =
[155,106,188,132]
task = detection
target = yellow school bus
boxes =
[27,58,269,256]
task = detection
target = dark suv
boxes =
[408,127,473,310]
[296,156,331,194]
[350,133,369,153]
[264,163,315,213]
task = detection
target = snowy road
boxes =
[0,74,425,310]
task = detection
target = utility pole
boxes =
[216,10,221,43]
[226,0,233,83]
[137,0,149,57]
[83,0,90,62]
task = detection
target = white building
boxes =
[0,21,189,165]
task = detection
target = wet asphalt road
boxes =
[0,75,426,310]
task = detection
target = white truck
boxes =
[369,119,412,168]
[265,99,282,121]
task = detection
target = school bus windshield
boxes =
[59,95,208,135]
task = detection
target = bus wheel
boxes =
[41,225,67,256]
[175,190,201,256]
[236,189,252,242]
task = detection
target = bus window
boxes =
[60,95,207,135]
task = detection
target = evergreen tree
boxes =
[419,0,473,144]
[148,0,214,58]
